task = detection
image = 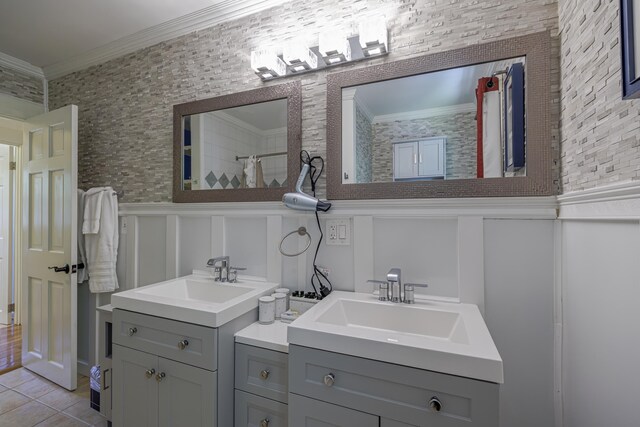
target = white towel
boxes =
[244,155,257,188]
[82,188,104,234]
[84,187,119,293]
[77,189,89,283]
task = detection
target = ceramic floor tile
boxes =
[63,401,106,426]
[14,377,60,399]
[0,368,38,388]
[0,400,57,427]
[36,387,88,411]
[34,413,89,427]
[0,390,31,415]
[0,385,6,394]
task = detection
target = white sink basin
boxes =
[136,278,253,304]
[288,291,503,383]
[111,273,278,327]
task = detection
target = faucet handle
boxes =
[367,280,389,301]
[403,283,429,304]
[228,267,246,283]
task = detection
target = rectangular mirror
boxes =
[342,56,526,184]
[173,82,301,203]
[327,32,552,199]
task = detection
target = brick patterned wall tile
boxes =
[559,0,640,192]
[48,0,560,202]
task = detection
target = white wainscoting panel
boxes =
[372,217,459,298]
[178,216,212,277]
[561,220,640,427]
[137,216,167,287]
[484,219,556,427]
[225,217,267,278]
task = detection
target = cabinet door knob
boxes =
[156,372,166,382]
[428,396,442,413]
[127,327,137,336]
[260,369,270,380]
[260,418,270,427]
[145,368,155,379]
[178,339,189,350]
[323,373,335,387]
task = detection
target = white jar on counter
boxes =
[272,293,287,319]
[274,288,290,310]
[258,296,275,324]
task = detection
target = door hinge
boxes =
[9,162,16,171]
[7,303,15,313]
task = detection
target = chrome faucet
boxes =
[386,268,402,303]
[207,256,229,282]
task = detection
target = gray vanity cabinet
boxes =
[234,343,289,427]
[289,345,499,427]
[289,394,379,426]
[113,344,216,427]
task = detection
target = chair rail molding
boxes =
[558,181,640,220]
[118,196,558,219]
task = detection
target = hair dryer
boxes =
[283,164,331,212]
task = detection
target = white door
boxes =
[0,145,11,324]
[22,105,78,390]
[418,138,445,178]
[393,142,417,180]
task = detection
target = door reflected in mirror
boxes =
[182,99,288,191]
[341,57,526,184]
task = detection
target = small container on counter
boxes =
[274,288,291,309]
[258,296,276,324]
[272,292,287,319]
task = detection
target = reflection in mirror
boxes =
[341,57,525,184]
[182,99,288,191]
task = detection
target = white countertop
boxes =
[235,321,289,353]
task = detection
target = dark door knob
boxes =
[48,264,70,274]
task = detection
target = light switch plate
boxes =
[326,219,350,246]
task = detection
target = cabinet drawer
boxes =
[289,393,378,426]
[113,309,217,371]
[235,390,287,427]
[235,343,288,403]
[289,345,499,427]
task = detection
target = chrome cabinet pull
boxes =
[428,396,442,412]
[127,327,137,336]
[145,368,155,379]
[156,372,166,382]
[260,418,270,427]
[178,340,189,350]
[260,369,270,380]
[323,373,335,387]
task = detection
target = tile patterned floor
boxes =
[0,368,107,426]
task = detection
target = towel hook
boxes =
[279,227,312,257]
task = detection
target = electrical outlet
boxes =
[326,219,350,246]
[316,266,330,277]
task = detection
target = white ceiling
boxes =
[0,0,225,67]
[354,58,525,117]
[218,99,288,131]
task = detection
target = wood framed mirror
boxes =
[173,81,301,203]
[326,31,552,199]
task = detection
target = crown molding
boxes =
[372,103,477,124]
[43,0,290,80]
[0,51,45,79]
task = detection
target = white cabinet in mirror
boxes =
[182,99,288,191]
[341,56,526,185]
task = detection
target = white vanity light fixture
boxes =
[358,17,388,57]
[283,39,318,72]
[251,48,287,79]
[319,31,352,64]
